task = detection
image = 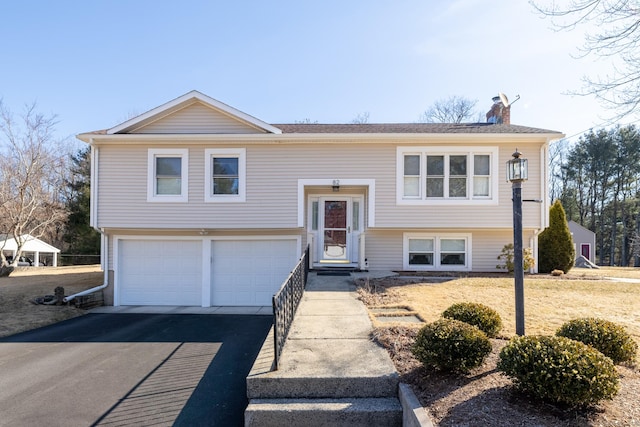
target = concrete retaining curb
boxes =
[399,383,434,427]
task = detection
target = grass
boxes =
[367,267,640,342]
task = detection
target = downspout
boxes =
[63,228,109,303]
[64,142,110,303]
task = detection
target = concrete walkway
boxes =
[245,272,402,426]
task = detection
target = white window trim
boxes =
[396,146,499,205]
[403,232,472,271]
[147,148,189,203]
[205,148,246,203]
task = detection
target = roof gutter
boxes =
[77,131,565,145]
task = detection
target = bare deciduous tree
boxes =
[294,118,318,124]
[419,96,479,123]
[350,112,370,124]
[548,138,572,203]
[0,101,68,271]
[532,0,640,120]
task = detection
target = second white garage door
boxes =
[211,239,298,306]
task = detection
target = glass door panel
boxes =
[323,200,348,260]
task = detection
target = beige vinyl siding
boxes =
[378,142,545,229]
[98,142,388,229]
[363,228,538,272]
[131,103,265,134]
[470,229,538,272]
[363,230,404,271]
[104,229,304,273]
[95,138,546,230]
[102,228,537,284]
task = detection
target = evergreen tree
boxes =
[538,200,575,273]
[64,147,100,259]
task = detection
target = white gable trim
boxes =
[297,179,375,228]
[107,90,282,135]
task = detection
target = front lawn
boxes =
[361,267,640,341]
[358,267,640,426]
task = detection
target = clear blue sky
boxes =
[1,0,620,146]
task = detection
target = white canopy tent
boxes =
[0,234,60,267]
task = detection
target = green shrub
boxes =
[538,200,575,273]
[412,318,492,373]
[557,318,638,364]
[497,335,619,406]
[496,243,536,273]
[442,302,503,338]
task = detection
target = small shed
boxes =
[568,221,596,264]
[0,234,60,267]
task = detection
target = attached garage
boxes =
[211,239,299,306]
[115,236,300,307]
[118,239,203,306]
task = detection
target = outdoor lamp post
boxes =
[506,149,528,336]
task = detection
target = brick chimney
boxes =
[486,96,510,124]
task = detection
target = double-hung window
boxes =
[473,154,491,197]
[403,233,471,270]
[147,149,188,202]
[205,148,246,202]
[397,147,498,204]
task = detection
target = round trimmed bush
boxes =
[556,318,638,364]
[442,302,502,338]
[497,335,619,406]
[412,318,492,374]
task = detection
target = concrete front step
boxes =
[245,397,402,427]
[247,338,399,399]
[247,373,399,399]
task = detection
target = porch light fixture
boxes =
[506,149,528,182]
[506,149,528,336]
[332,179,340,192]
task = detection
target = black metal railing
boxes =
[272,245,310,370]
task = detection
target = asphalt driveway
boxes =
[0,313,272,426]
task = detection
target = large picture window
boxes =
[397,147,498,205]
[403,233,471,271]
[205,148,246,202]
[147,149,188,202]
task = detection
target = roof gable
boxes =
[568,220,595,236]
[107,90,282,135]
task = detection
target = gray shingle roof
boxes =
[273,123,562,134]
[82,122,563,137]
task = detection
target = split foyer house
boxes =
[78,91,564,307]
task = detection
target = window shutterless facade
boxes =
[205,148,246,202]
[147,148,189,202]
[397,147,498,205]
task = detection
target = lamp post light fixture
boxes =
[506,149,528,336]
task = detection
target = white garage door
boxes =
[211,239,298,306]
[119,239,202,306]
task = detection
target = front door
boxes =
[322,199,349,261]
[312,196,363,265]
